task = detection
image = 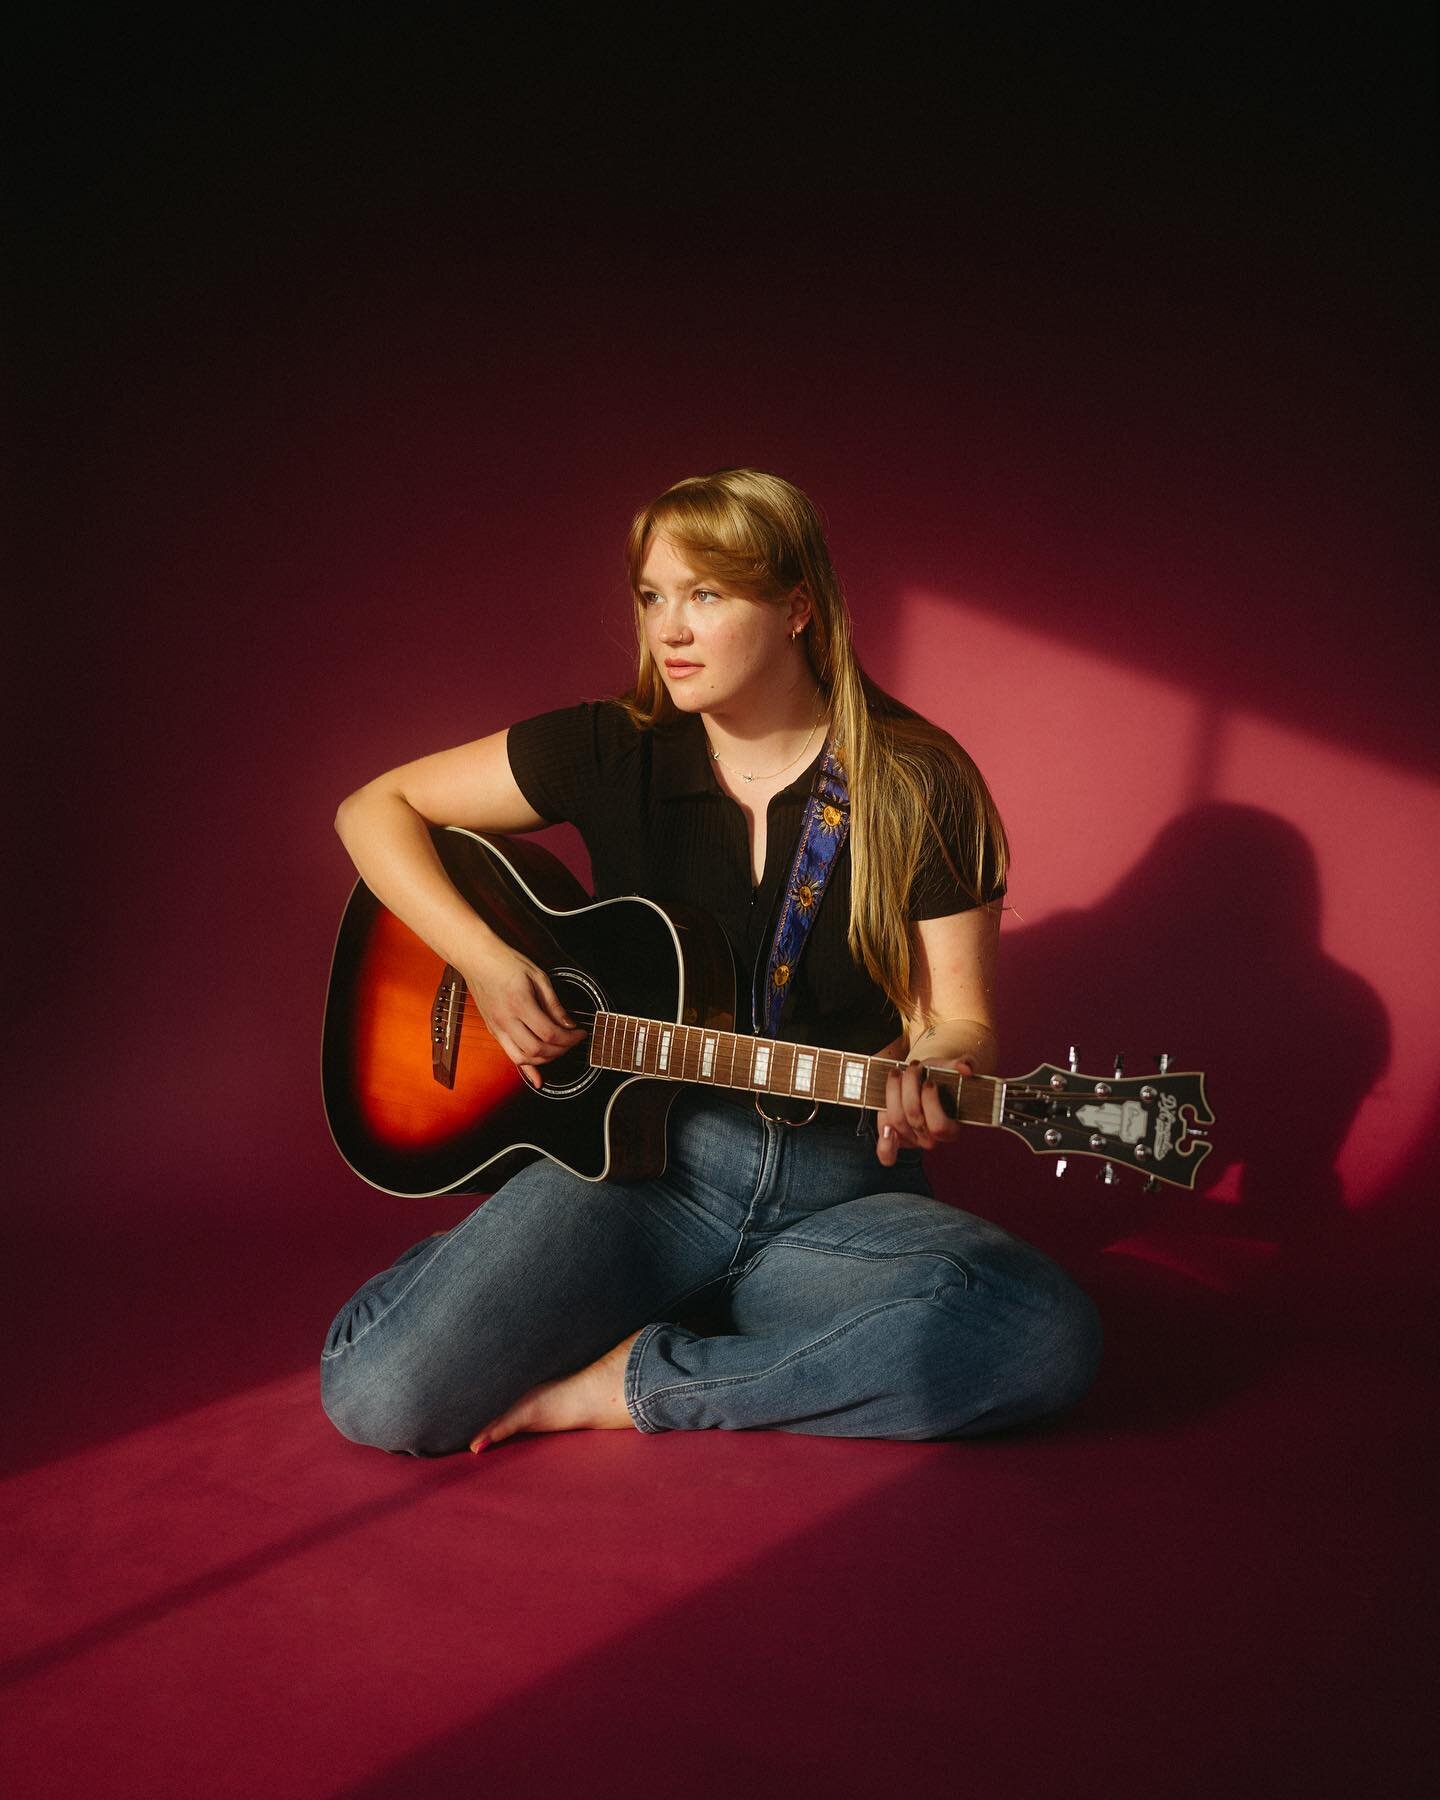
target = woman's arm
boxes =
[334,730,584,1082]
[876,901,1001,1167]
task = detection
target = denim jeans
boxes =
[321,1094,1101,1454]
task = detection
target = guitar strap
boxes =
[754,740,850,1035]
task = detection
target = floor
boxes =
[4,1142,1432,1800]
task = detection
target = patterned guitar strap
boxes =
[754,739,851,1040]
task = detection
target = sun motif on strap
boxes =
[794,879,820,913]
[819,803,843,833]
[771,963,792,990]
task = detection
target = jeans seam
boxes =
[636,1295,931,1410]
[626,1321,669,1433]
[320,1216,479,1360]
[722,1116,779,1283]
[732,1240,972,1290]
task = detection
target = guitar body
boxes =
[321,830,737,1196]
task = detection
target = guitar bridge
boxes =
[431,964,467,1089]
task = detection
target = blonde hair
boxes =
[620,468,1008,1023]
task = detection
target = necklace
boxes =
[708,713,826,784]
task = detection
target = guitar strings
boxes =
[446,995,1129,1098]
[448,994,976,1090]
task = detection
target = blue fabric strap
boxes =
[754,741,851,1035]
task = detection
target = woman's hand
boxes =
[875,1056,977,1168]
[462,940,585,1090]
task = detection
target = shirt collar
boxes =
[652,712,717,800]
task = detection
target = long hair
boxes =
[620,468,1008,1024]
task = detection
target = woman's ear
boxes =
[786,584,814,635]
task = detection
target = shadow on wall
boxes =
[933,802,1392,1429]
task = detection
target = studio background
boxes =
[8,14,1434,1797]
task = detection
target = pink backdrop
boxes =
[18,162,1437,1440]
[8,19,1434,1795]
[18,177,1433,1466]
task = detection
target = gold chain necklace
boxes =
[708,713,825,784]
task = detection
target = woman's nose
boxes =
[656,603,691,642]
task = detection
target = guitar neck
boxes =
[589,1012,1001,1125]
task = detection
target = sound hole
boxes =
[537,968,606,1097]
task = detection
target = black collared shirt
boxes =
[507,701,985,1056]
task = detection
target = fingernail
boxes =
[881,1125,895,1140]
[469,1434,490,1454]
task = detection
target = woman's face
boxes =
[638,534,803,720]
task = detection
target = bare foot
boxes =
[470,1330,644,1452]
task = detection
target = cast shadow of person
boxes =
[931,802,1391,1428]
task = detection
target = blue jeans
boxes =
[321,1094,1101,1454]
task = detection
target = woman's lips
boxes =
[664,661,702,677]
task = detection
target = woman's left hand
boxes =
[876,1057,976,1167]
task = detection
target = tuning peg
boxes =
[1055,1157,1068,1179]
[1067,1045,1080,1074]
[1113,1053,1125,1078]
[1156,1051,1171,1073]
[1100,1161,1119,1186]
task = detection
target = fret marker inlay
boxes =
[752,1043,772,1087]
[794,1052,815,1093]
[658,1028,672,1071]
[701,1035,716,1078]
[842,1059,865,1101]
[633,1025,648,1068]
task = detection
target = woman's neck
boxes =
[702,675,828,771]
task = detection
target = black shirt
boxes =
[507,701,986,1056]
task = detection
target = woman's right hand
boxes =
[461,939,586,1090]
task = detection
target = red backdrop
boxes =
[12,9,1434,1483]
[6,20,1435,1796]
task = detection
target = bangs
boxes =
[627,484,798,601]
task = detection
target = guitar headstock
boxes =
[997,1054,1215,1190]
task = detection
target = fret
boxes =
[585,1013,989,1132]
[585,1014,981,1129]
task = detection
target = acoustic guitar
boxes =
[322,829,1216,1198]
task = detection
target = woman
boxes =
[322,469,1100,1454]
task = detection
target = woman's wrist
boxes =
[905,1020,999,1077]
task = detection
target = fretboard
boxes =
[588,1013,1001,1126]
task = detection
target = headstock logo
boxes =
[1153,1092,1180,1160]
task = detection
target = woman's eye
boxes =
[694,589,718,603]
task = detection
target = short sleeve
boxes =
[907,801,1007,921]
[505,701,638,827]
